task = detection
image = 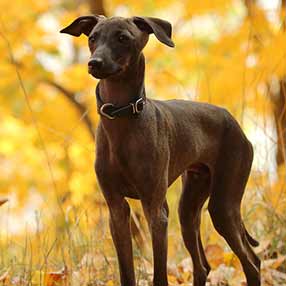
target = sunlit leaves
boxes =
[0,199,8,207]
[184,0,233,17]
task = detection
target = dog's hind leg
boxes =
[178,166,211,286]
[208,141,260,286]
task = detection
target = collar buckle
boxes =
[130,98,144,114]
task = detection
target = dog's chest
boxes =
[107,136,144,172]
[97,120,169,197]
[103,147,143,199]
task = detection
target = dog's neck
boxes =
[98,54,145,107]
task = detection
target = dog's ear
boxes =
[132,16,175,48]
[60,15,103,37]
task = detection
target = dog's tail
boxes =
[244,225,259,247]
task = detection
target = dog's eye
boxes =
[118,34,129,43]
[89,36,96,44]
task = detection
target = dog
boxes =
[60,15,261,286]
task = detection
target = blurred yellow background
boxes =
[0,0,285,285]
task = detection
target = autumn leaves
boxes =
[0,199,8,207]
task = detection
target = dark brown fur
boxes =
[61,15,261,286]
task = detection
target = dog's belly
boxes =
[121,186,141,199]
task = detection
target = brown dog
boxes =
[61,15,260,286]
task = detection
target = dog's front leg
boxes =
[107,197,135,286]
[142,199,169,286]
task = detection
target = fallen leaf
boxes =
[0,270,9,285]
[262,256,286,270]
[167,263,180,277]
[138,279,149,286]
[208,264,235,285]
[178,257,193,273]
[267,269,286,283]
[205,244,224,268]
[255,239,271,255]
[106,280,114,286]
[181,271,191,282]
[45,267,67,286]
[10,276,28,286]
[168,274,178,284]
[32,267,67,286]
[137,257,153,275]
[0,199,8,207]
[223,251,240,269]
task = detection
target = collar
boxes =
[96,83,146,120]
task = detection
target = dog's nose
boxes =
[88,58,103,70]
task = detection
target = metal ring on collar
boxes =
[100,103,115,120]
[130,98,144,114]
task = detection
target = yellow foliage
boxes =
[184,0,232,17]
[0,0,285,285]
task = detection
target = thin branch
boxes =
[44,79,95,140]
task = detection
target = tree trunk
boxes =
[88,0,106,16]
[244,0,286,169]
[271,81,286,168]
[273,0,286,168]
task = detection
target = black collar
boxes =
[96,83,146,120]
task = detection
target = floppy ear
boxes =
[132,16,175,48]
[60,15,103,37]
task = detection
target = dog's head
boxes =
[60,15,175,79]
